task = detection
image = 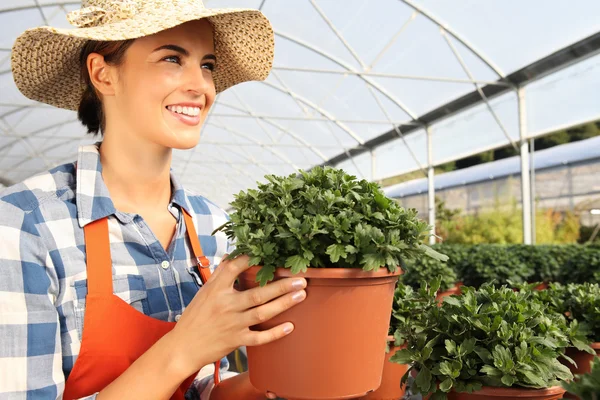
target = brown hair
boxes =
[78,40,134,136]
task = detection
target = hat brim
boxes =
[10,6,274,111]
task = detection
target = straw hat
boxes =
[11,0,274,111]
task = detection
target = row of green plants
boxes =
[401,243,600,291]
[388,279,600,399]
[210,165,598,399]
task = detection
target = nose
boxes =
[184,64,214,97]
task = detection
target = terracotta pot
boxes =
[563,343,600,399]
[564,342,600,375]
[436,284,462,303]
[533,282,548,291]
[411,370,565,400]
[209,371,265,400]
[360,336,408,400]
[239,266,402,400]
[446,386,566,399]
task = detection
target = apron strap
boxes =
[83,218,113,296]
[181,209,212,285]
[181,208,222,385]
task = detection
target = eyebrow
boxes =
[153,44,216,61]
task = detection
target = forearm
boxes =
[96,331,205,400]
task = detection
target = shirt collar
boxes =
[76,142,194,228]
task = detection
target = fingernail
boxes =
[292,290,306,302]
[292,279,306,290]
[283,324,294,334]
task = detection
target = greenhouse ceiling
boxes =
[1,0,599,209]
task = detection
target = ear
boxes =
[86,53,118,98]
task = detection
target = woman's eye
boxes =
[163,55,181,64]
[202,62,216,72]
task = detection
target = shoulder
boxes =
[0,162,76,217]
[184,189,230,224]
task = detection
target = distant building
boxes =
[384,136,600,226]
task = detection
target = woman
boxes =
[1,0,306,399]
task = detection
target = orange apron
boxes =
[63,209,219,399]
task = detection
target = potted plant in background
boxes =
[215,167,447,400]
[510,245,563,289]
[392,283,590,399]
[559,246,600,284]
[401,254,460,301]
[562,357,600,400]
[362,278,441,400]
[538,283,600,378]
[455,245,534,288]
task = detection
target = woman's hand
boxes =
[168,255,307,377]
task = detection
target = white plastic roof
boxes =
[1,0,600,209]
[384,135,600,198]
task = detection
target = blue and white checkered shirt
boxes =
[0,143,232,399]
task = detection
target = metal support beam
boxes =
[518,87,532,245]
[530,138,536,244]
[370,150,376,181]
[426,126,436,245]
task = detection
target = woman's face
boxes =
[109,19,216,150]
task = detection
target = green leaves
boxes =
[214,166,444,285]
[562,357,600,398]
[284,255,310,274]
[325,244,346,263]
[395,282,576,397]
[415,367,433,393]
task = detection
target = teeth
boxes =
[168,105,201,117]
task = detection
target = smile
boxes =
[166,105,201,116]
[166,104,202,126]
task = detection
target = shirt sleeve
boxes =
[0,202,63,399]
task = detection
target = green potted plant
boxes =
[559,246,600,284]
[401,255,460,301]
[539,283,600,377]
[363,279,441,399]
[509,245,562,288]
[455,244,534,288]
[391,283,590,399]
[562,357,600,400]
[214,166,447,400]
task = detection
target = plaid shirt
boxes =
[0,143,232,399]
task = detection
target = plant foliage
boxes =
[562,357,600,400]
[215,167,447,285]
[392,283,589,399]
[402,256,458,292]
[455,245,534,288]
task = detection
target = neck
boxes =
[99,130,173,215]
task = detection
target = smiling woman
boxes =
[81,20,217,150]
[0,1,299,400]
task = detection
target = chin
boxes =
[159,127,202,150]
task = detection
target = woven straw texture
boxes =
[11,0,274,111]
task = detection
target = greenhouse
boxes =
[1,1,599,399]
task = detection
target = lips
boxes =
[165,104,203,126]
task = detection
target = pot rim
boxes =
[452,385,566,396]
[591,342,600,350]
[240,265,403,279]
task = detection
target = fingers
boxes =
[216,254,255,288]
[240,277,307,310]
[265,392,277,399]
[243,288,306,327]
[244,322,295,347]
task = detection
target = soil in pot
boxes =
[360,336,408,400]
[238,266,401,400]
